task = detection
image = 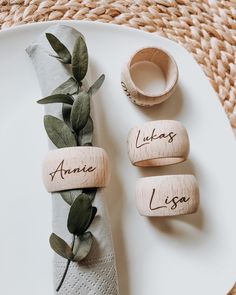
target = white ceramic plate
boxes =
[0,21,236,295]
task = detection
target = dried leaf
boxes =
[67,193,96,236]
[37,94,74,105]
[78,116,93,146]
[62,103,72,128]
[83,188,97,202]
[44,115,77,148]
[52,77,79,95]
[86,207,97,229]
[60,189,82,205]
[88,74,105,96]
[46,33,71,64]
[72,232,93,262]
[70,91,90,133]
[49,233,74,260]
[72,36,88,82]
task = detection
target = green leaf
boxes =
[52,77,79,95]
[62,103,72,128]
[72,232,93,262]
[37,94,74,105]
[72,36,88,82]
[78,116,93,146]
[49,233,74,260]
[44,115,77,148]
[46,33,71,64]
[88,74,105,96]
[82,188,97,202]
[60,189,82,205]
[67,193,95,236]
[70,91,90,133]
[86,207,97,229]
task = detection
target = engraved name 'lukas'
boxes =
[149,188,190,211]
[135,128,177,149]
[49,160,96,181]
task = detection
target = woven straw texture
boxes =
[0,0,236,134]
[0,0,236,293]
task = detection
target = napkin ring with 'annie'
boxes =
[42,146,110,193]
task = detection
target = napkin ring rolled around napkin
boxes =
[136,175,200,217]
[121,47,178,106]
[42,146,110,192]
[127,120,190,167]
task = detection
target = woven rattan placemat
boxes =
[0,0,236,135]
[0,0,236,293]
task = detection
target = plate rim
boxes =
[0,19,235,295]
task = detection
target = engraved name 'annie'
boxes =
[149,188,190,211]
[135,128,177,149]
[49,160,96,181]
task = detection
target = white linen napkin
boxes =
[26,24,119,295]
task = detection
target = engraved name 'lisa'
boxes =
[149,188,190,211]
[49,160,96,181]
[135,128,177,149]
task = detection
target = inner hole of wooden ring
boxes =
[129,47,177,97]
[134,156,184,167]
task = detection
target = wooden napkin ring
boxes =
[127,120,189,167]
[136,175,200,217]
[42,146,110,193]
[121,47,178,106]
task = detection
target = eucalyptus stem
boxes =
[56,235,76,292]
[40,33,103,293]
[56,259,71,292]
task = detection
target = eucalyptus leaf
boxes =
[78,116,93,146]
[72,36,88,82]
[62,103,72,128]
[72,232,93,262]
[67,193,95,236]
[88,74,105,96]
[49,233,74,260]
[86,207,97,229]
[83,188,97,202]
[70,91,90,133]
[46,33,71,64]
[37,94,74,105]
[44,115,77,148]
[52,77,79,95]
[60,189,82,205]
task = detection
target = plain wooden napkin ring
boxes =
[121,47,178,106]
[42,146,110,193]
[127,120,189,167]
[136,175,200,217]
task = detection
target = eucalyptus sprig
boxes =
[38,32,105,292]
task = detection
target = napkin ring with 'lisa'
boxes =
[127,120,190,167]
[121,47,178,107]
[136,175,200,217]
[42,146,110,193]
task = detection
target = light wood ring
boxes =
[42,147,110,193]
[136,175,200,217]
[127,120,189,167]
[121,47,178,106]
